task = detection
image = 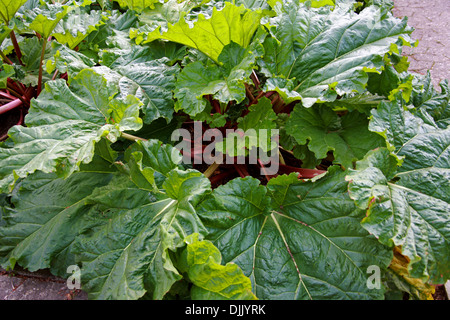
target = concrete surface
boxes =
[0,267,87,300]
[0,0,448,300]
[392,0,450,87]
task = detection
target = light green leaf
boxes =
[0,63,13,88]
[178,233,257,300]
[124,139,182,191]
[142,2,263,62]
[27,3,71,39]
[52,9,105,49]
[112,0,163,12]
[174,41,261,117]
[95,57,179,123]
[0,0,28,23]
[45,42,96,79]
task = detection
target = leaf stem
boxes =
[121,132,148,142]
[0,49,12,65]
[0,98,22,115]
[37,38,48,95]
[245,83,255,102]
[9,31,23,66]
[203,162,220,178]
[250,70,260,90]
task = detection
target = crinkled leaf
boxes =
[95,57,179,123]
[73,169,211,300]
[346,121,450,286]
[0,0,28,23]
[215,97,279,157]
[0,69,142,192]
[124,139,182,191]
[174,41,261,117]
[45,42,96,79]
[0,171,114,277]
[412,72,450,129]
[112,0,163,12]
[25,3,71,39]
[52,9,105,49]
[385,247,435,300]
[286,105,385,169]
[130,0,207,43]
[261,2,412,107]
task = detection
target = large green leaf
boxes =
[0,69,142,192]
[346,98,450,284]
[141,2,263,63]
[45,42,96,79]
[95,56,179,123]
[261,2,412,107]
[0,171,114,277]
[198,168,392,299]
[286,105,385,169]
[73,169,212,300]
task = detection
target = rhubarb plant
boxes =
[0,0,448,300]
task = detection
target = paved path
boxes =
[0,267,87,300]
[392,0,450,88]
[0,0,448,300]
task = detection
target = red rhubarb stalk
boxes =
[0,99,22,115]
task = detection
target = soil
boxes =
[0,107,22,141]
[432,285,448,300]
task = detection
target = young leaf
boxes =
[112,0,163,12]
[52,9,105,49]
[95,57,179,123]
[124,139,182,191]
[26,3,71,39]
[177,233,257,300]
[174,41,261,117]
